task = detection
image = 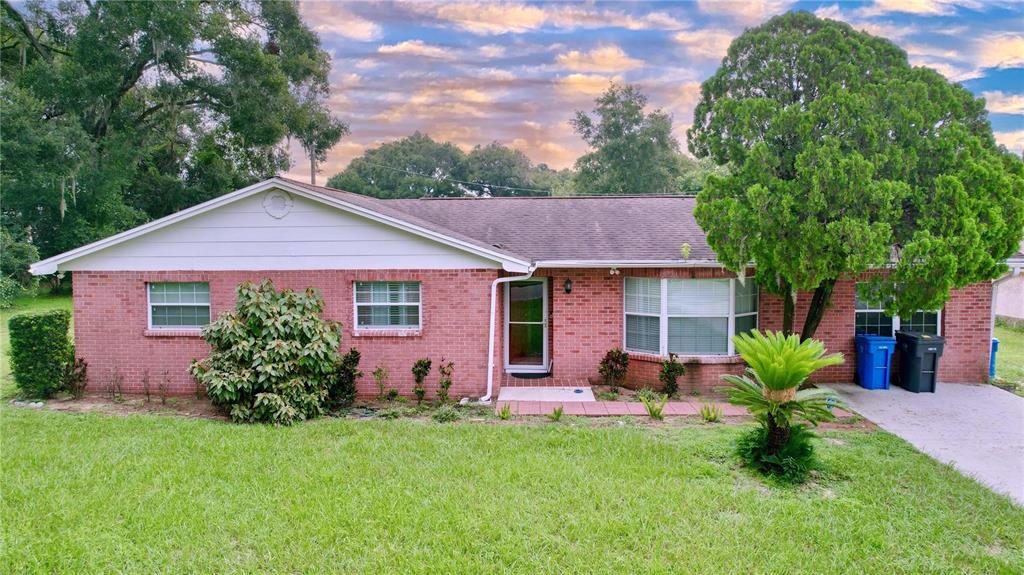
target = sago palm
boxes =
[722,331,845,455]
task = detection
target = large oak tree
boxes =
[688,12,1024,339]
[1,0,345,260]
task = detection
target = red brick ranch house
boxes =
[30,177,1005,400]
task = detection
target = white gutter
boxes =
[533,259,723,269]
[480,265,537,403]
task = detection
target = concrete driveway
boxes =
[823,383,1024,506]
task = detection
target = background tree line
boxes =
[1,0,345,271]
[327,84,722,199]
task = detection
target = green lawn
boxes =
[2,293,1023,572]
[994,323,1024,393]
[2,408,1023,574]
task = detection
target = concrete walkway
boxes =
[824,383,1024,506]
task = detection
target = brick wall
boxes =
[537,268,992,389]
[72,267,994,398]
[73,270,501,398]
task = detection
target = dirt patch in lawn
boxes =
[24,393,226,420]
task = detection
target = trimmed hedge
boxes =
[8,309,73,398]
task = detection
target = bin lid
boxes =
[896,330,946,344]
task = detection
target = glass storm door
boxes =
[505,278,548,372]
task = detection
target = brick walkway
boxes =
[495,400,856,418]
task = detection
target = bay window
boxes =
[624,277,758,356]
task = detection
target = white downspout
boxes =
[480,265,537,404]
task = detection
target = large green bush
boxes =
[8,309,73,398]
[190,280,342,425]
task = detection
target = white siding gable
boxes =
[61,189,500,271]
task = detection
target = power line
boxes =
[354,160,556,196]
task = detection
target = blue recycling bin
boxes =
[855,334,896,390]
[990,338,1000,378]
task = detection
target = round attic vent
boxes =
[262,190,294,219]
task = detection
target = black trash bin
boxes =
[895,331,945,393]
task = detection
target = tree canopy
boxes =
[1,0,345,260]
[688,12,1024,338]
[571,83,685,195]
[326,133,566,198]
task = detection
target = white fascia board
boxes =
[533,259,724,268]
[30,178,530,275]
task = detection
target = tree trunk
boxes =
[765,413,791,455]
[310,155,316,186]
[782,282,795,336]
[800,278,837,341]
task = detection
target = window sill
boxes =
[352,329,422,338]
[144,329,204,338]
[627,351,744,365]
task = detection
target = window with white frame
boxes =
[854,283,940,336]
[148,282,210,329]
[354,281,421,329]
[624,277,758,356]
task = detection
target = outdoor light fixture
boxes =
[564,279,573,294]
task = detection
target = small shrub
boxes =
[433,404,460,423]
[0,276,22,309]
[411,358,431,405]
[436,358,454,403]
[736,424,817,483]
[63,353,88,400]
[596,390,618,401]
[547,405,564,422]
[8,309,72,398]
[699,402,722,423]
[190,280,342,425]
[598,348,629,390]
[659,353,686,397]
[107,367,124,402]
[329,348,362,409]
[640,392,667,421]
[372,364,389,399]
[158,371,170,405]
[634,387,658,403]
[498,403,512,420]
[385,388,400,402]
[142,370,152,403]
[377,407,409,420]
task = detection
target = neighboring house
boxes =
[30,178,1000,399]
[993,241,1024,326]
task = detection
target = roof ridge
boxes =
[387,194,697,201]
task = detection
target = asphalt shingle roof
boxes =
[282,178,712,264]
[384,195,714,263]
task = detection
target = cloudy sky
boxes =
[287,0,1024,180]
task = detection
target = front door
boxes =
[505,278,549,372]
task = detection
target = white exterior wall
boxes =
[62,190,499,271]
[995,274,1024,320]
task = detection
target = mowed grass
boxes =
[3,408,1023,574]
[994,323,1024,393]
[0,293,73,398]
